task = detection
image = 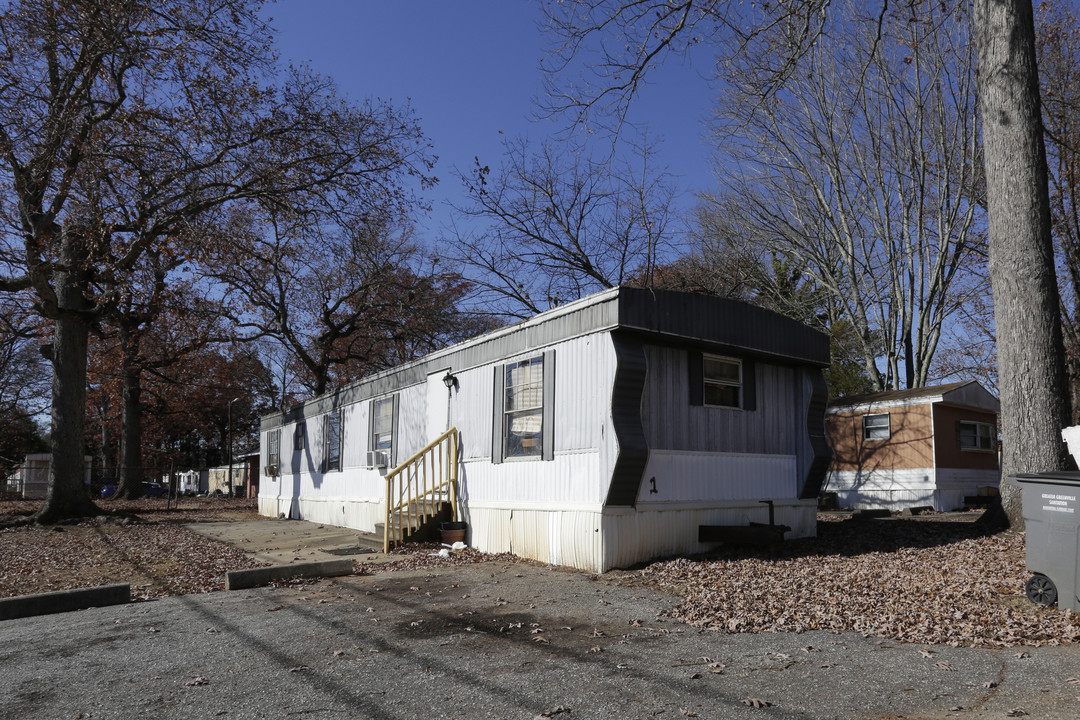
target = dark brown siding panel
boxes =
[606,332,649,507]
[800,368,830,499]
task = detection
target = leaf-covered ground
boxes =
[623,514,1080,648]
[0,497,267,600]
[0,497,529,601]
[3,501,1078,648]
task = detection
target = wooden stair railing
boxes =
[383,427,459,553]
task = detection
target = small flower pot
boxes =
[440,521,467,545]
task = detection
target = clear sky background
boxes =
[264,0,719,246]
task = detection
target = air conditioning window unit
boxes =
[366,451,388,468]
[264,464,279,476]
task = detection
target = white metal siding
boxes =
[342,402,369,469]
[396,383,427,461]
[636,450,798,504]
[463,506,606,570]
[460,452,604,506]
[258,334,618,529]
[828,468,938,510]
[828,467,1001,511]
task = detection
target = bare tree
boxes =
[449,136,678,318]
[0,296,49,473]
[0,297,49,419]
[0,0,434,522]
[542,0,1071,527]
[696,0,985,391]
[213,208,483,397]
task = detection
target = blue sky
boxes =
[265,0,719,245]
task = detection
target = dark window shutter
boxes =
[688,350,704,406]
[321,415,328,473]
[542,349,556,461]
[742,359,756,411]
[367,399,375,459]
[492,364,504,464]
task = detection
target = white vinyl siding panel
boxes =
[342,402,368,469]
[637,450,798,503]
[829,467,1001,512]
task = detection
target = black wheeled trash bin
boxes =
[1008,472,1080,610]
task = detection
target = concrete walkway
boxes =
[186,517,393,565]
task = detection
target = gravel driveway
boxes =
[3,560,1080,720]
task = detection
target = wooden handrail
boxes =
[383,427,459,553]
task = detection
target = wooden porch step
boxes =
[376,501,453,545]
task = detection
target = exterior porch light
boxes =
[442,370,457,390]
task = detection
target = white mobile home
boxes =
[6,454,92,499]
[258,287,830,572]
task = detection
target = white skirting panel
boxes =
[257,495,383,530]
[462,506,603,570]
[463,500,816,573]
[828,468,1000,511]
[601,501,817,572]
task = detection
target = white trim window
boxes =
[503,355,544,458]
[863,413,891,441]
[703,354,742,409]
[294,422,305,451]
[959,420,996,451]
[266,429,281,475]
[371,397,395,453]
[324,410,342,472]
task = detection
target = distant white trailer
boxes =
[175,469,208,495]
[8,454,92,499]
[258,287,832,572]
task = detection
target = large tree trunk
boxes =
[115,355,145,499]
[975,0,1074,530]
[36,267,98,522]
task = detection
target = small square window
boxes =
[959,421,996,451]
[863,413,890,441]
[703,355,742,409]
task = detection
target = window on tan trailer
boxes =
[863,413,890,441]
[958,420,996,451]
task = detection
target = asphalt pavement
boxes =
[3,517,1080,719]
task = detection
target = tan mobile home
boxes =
[825,381,1000,511]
